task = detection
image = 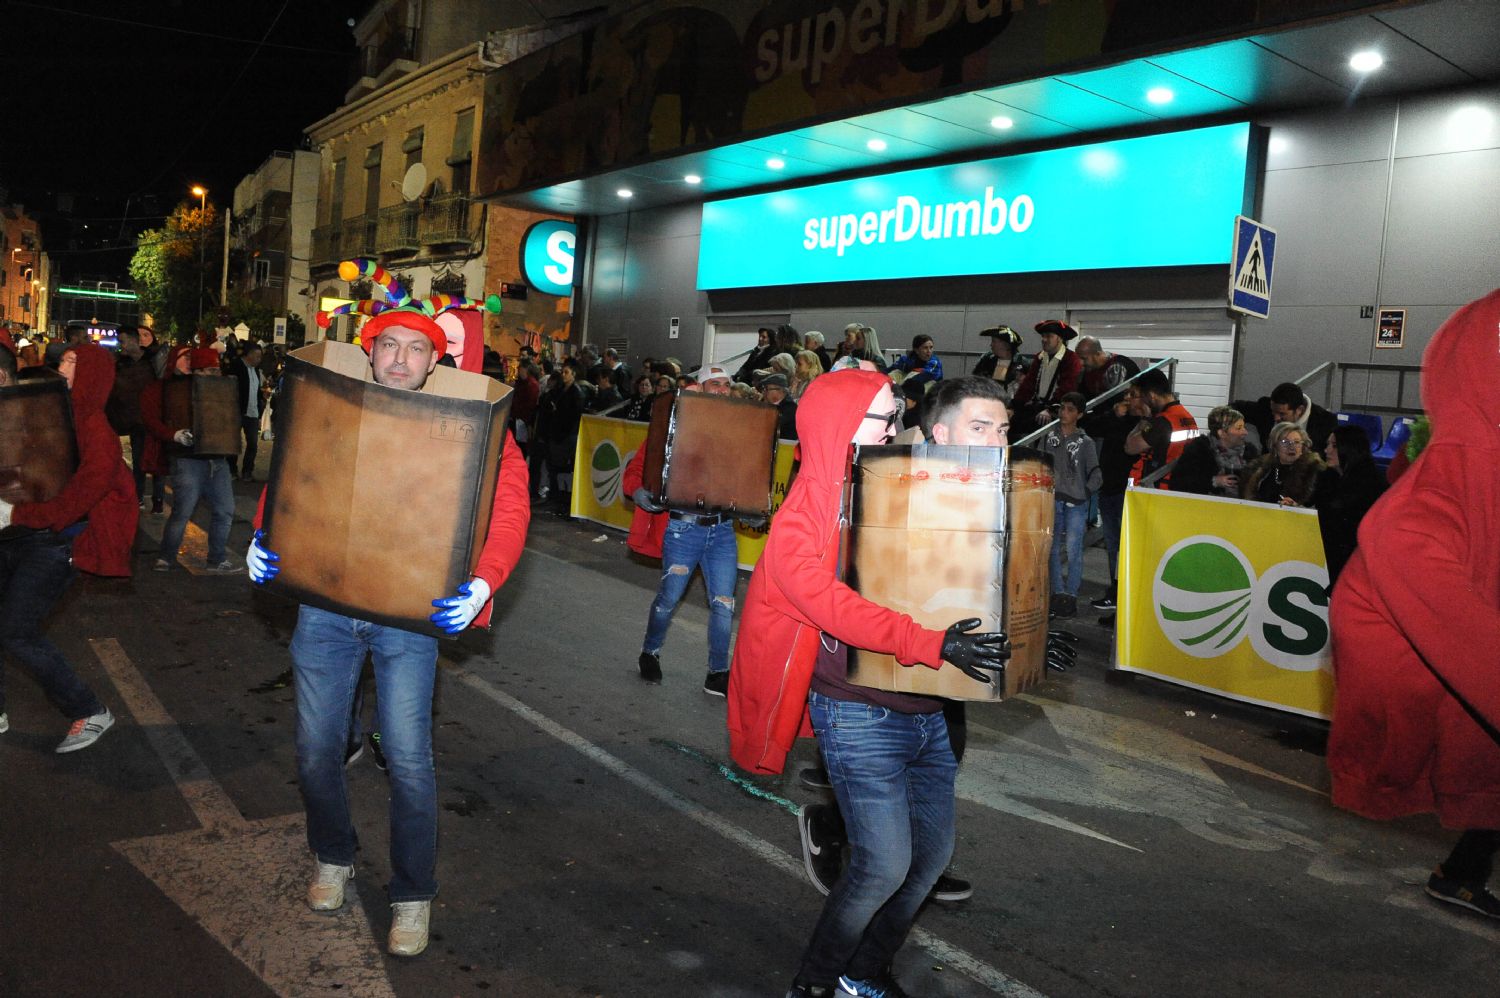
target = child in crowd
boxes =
[1042,392,1101,617]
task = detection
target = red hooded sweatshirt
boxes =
[1328,287,1500,829]
[727,370,947,775]
[11,343,138,577]
[620,442,667,558]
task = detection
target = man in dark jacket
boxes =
[107,326,162,509]
[1233,382,1336,455]
[0,339,135,752]
[227,342,265,481]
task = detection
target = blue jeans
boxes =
[0,531,104,720]
[1049,498,1089,597]
[160,456,234,564]
[291,605,440,902]
[1099,491,1125,590]
[797,691,956,986]
[641,517,738,672]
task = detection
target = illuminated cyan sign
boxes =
[697,122,1251,290]
[521,220,576,297]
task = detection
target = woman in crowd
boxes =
[757,352,796,386]
[791,350,822,400]
[731,381,760,401]
[1243,422,1324,507]
[1314,425,1388,581]
[847,324,887,372]
[1171,405,1258,498]
[621,374,658,422]
[734,328,777,383]
[893,334,943,384]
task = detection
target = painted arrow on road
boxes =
[91,638,396,998]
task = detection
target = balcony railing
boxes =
[376,203,420,256]
[359,27,418,81]
[338,213,377,259]
[311,222,342,267]
[418,194,477,246]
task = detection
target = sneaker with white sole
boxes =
[306,861,354,911]
[388,900,431,956]
[206,560,241,573]
[55,708,113,753]
[152,558,172,572]
[930,871,974,902]
[0,712,9,733]
[798,803,845,896]
[1426,866,1500,919]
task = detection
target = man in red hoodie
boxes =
[727,368,1009,998]
[247,308,529,957]
[0,339,136,752]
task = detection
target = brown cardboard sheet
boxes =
[0,379,78,539]
[658,391,779,516]
[844,445,1054,701]
[163,377,242,456]
[262,341,514,636]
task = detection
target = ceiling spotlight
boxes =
[1146,87,1174,105]
[683,174,702,184]
[866,138,888,152]
[990,115,1014,130]
[766,157,786,170]
[1349,50,1384,73]
[616,188,633,198]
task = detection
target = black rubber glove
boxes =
[941,617,1010,684]
[630,487,665,513]
[1045,629,1079,672]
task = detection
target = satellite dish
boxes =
[400,162,427,202]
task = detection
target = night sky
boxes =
[6,0,368,278]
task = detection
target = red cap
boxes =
[360,309,448,356]
[189,348,221,370]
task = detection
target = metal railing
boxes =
[1013,356,1178,448]
[338,213,377,259]
[418,193,477,245]
[376,204,420,255]
[1295,360,1422,417]
[311,222,342,267]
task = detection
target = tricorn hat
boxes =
[979,325,1023,348]
[1034,319,1079,342]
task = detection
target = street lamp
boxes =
[191,185,208,325]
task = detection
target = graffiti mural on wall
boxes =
[476,0,1405,198]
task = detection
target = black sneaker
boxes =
[798,803,844,896]
[785,985,838,998]
[930,871,973,902]
[799,766,832,790]
[1053,594,1077,618]
[1426,867,1500,918]
[702,670,729,697]
[638,651,662,684]
[1090,594,1116,611]
[344,738,364,768]
[367,731,387,772]
[1096,613,1116,628]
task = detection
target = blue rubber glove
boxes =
[430,577,492,634]
[246,529,280,585]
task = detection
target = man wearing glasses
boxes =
[728,369,1011,998]
[1123,369,1200,488]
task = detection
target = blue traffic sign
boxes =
[1229,216,1277,318]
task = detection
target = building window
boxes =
[448,107,474,194]
[364,143,383,213]
[330,158,346,221]
[253,258,272,287]
[402,127,424,174]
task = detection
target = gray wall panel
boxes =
[1261,102,1396,170]
[1380,148,1500,304]
[1392,85,1500,158]
[1259,160,1387,306]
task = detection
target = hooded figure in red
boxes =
[12,342,138,575]
[1329,287,1500,914]
[727,369,947,776]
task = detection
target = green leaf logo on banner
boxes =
[591,440,623,508]
[1154,537,1255,658]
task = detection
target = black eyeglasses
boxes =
[864,409,901,432]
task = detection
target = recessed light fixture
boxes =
[1146,87,1174,105]
[1349,50,1384,73]
[684,174,702,184]
[990,115,1014,130]
[616,188,633,198]
[766,157,786,170]
[866,138,887,152]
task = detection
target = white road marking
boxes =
[89,638,396,998]
[449,665,1050,998]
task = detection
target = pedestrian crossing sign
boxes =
[1229,216,1277,318]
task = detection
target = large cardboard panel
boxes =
[660,391,778,516]
[0,379,78,539]
[263,341,513,636]
[845,445,1053,701]
[640,392,675,497]
[163,377,242,456]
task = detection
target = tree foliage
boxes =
[128,201,223,340]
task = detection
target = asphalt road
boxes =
[1,485,1493,997]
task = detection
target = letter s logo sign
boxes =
[521,220,578,297]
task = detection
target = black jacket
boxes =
[1170,436,1260,497]
[228,357,262,419]
[1234,396,1338,454]
[1314,462,1388,581]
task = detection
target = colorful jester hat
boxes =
[316,259,502,362]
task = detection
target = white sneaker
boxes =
[152,558,171,572]
[206,560,240,574]
[387,900,430,956]
[0,712,9,733]
[55,708,113,753]
[306,861,354,911]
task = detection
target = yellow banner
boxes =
[1116,487,1334,719]
[571,414,796,570]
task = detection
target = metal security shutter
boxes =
[1069,308,1236,423]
